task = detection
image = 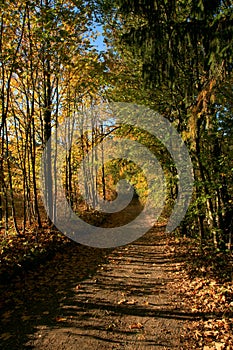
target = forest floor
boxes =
[0,200,232,349]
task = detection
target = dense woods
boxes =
[0,0,231,264]
[0,1,232,349]
[0,0,106,233]
[0,0,232,262]
[97,0,233,248]
[0,0,232,247]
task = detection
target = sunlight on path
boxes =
[27,228,194,349]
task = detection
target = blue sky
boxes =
[90,24,107,53]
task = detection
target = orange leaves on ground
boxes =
[182,277,233,349]
[129,322,144,330]
[117,298,137,305]
[55,316,67,323]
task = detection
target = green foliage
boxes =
[0,0,107,233]
[99,0,233,248]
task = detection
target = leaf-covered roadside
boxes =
[185,280,233,350]
[0,210,106,284]
[169,236,233,350]
[0,229,71,283]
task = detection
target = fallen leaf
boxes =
[127,299,137,305]
[0,332,12,340]
[55,316,67,322]
[2,310,12,319]
[21,315,32,321]
[215,342,225,350]
[75,285,82,291]
[129,322,143,330]
[118,298,126,305]
[136,334,145,340]
[107,323,116,330]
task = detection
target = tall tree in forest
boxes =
[0,1,27,233]
[98,0,233,247]
[0,0,106,233]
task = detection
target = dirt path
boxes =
[0,202,196,349]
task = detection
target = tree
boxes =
[0,0,106,234]
[98,0,233,247]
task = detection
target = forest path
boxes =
[0,202,196,349]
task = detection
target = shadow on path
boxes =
[0,201,221,349]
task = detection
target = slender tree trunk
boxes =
[27,5,42,228]
[100,123,106,201]
[42,0,53,224]
[5,120,20,235]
